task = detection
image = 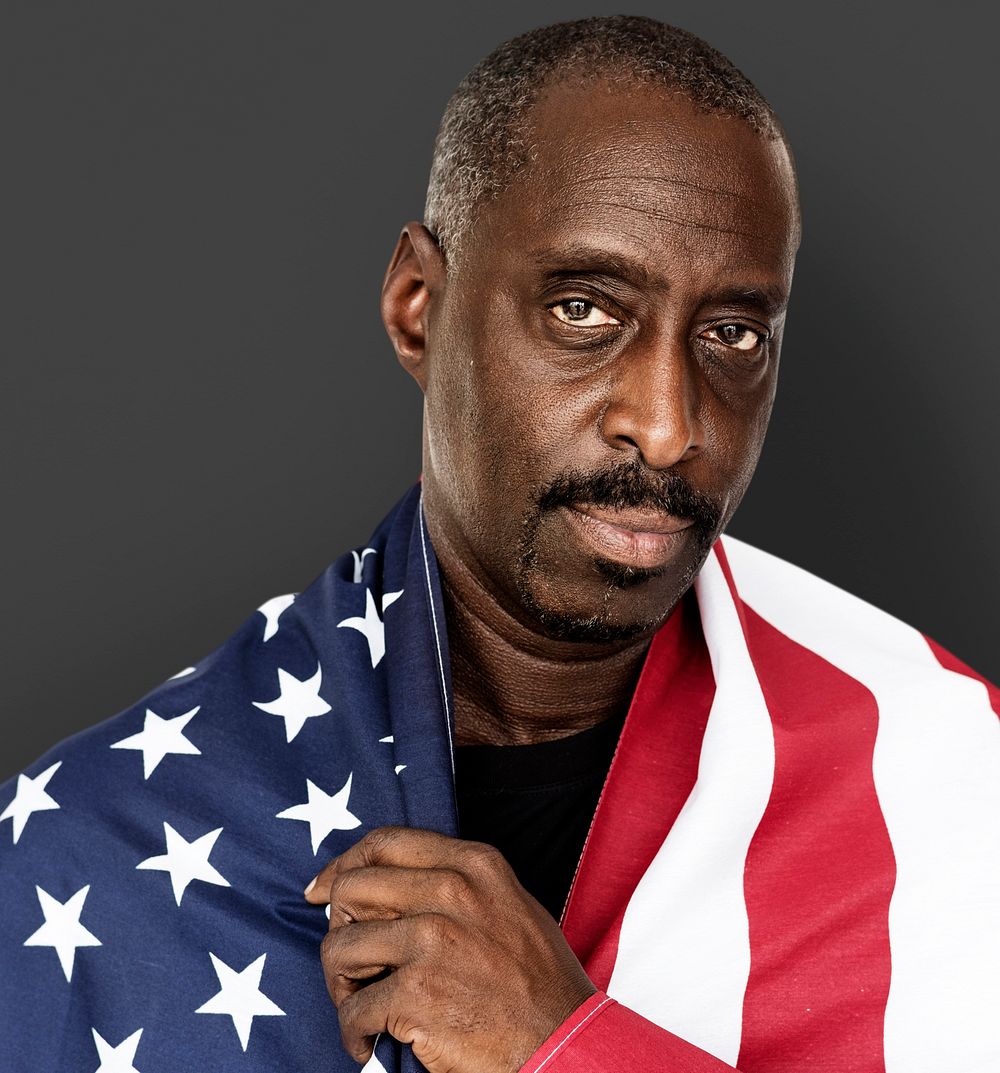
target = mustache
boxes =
[535,460,723,537]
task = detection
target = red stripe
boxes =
[732,598,895,1072]
[923,634,1000,719]
[560,586,714,990]
[520,992,742,1073]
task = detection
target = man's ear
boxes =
[380,222,446,393]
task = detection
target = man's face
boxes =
[419,78,800,642]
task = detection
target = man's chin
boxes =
[522,600,661,644]
[514,567,679,644]
[511,504,715,643]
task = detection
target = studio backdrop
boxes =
[2,1,997,781]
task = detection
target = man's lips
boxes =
[560,503,694,570]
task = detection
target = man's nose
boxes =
[599,331,705,469]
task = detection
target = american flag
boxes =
[2,484,998,1072]
[0,486,455,1072]
[526,537,1000,1072]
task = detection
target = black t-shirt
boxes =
[454,713,626,922]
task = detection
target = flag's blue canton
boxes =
[0,485,458,1072]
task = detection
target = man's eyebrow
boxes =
[530,245,788,315]
[530,244,662,288]
[706,285,789,318]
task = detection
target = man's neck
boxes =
[432,536,658,748]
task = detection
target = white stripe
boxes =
[721,535,1000,1073]
[607,549,775,1065]
[418,492,455,777]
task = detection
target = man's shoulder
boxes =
[0,576,371,1068]
[0,483,427,864]
[716,532,1000,700]
[0,582,303,859]
[0,538,416,1067]
[0,488,437,1069]
[0,555,382,853]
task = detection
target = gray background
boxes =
[2,3,996,782]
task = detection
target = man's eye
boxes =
[549,299,619,327]
[703,323,766,351]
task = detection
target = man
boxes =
[1,15,997,1073]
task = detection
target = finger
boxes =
[320,865,475,924]
[336,965,429,1065]
[305,826,469,904]
[321,914,435,982]
[324,962,388,1015]
[335,970,395,1065]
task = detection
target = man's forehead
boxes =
[523,77,791,182]
[532,168,790,245]
[497,78,799,249]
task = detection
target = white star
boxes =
[196,952,285,1051]
[23,884,101,981]
[337,589,403,668]
[136,823,230,906]
[379,734,394,743]
[276,774,361,854]
[252,664,331,742]
[394,765,407,775]
[257,593,296,642]
[351,547,377,583]
[110,707,201,779]
[91,1027,143,1072]
[1,761,62,844]
[168,665,196,680]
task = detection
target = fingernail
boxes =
[304,876,317,896]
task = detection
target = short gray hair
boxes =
[424,15,785,265]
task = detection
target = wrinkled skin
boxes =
[311,77,800,1070]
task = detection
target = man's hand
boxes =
[304,825,597,1073]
